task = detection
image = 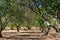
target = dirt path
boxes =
[0,29,60,40]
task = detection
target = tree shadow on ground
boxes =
[6,35,45,40]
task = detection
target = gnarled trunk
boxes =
[16,27,19,32]
[0,30,3,37]
[27,26,31,30]
[16,25,19,32]
[44,25,59,35]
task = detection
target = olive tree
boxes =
[0,0,22,37]
[19,0,60,35]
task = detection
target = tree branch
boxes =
[2,14,14,30]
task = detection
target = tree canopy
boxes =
[0,0,60,37]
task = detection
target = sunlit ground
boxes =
[0,27,60,40]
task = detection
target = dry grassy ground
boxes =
[0,28,60,40]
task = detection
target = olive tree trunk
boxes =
[16,25,20,32]
[0,30,2,37]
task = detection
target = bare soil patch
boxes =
[0,29,60,40]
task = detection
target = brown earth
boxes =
[0,28,60,40]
